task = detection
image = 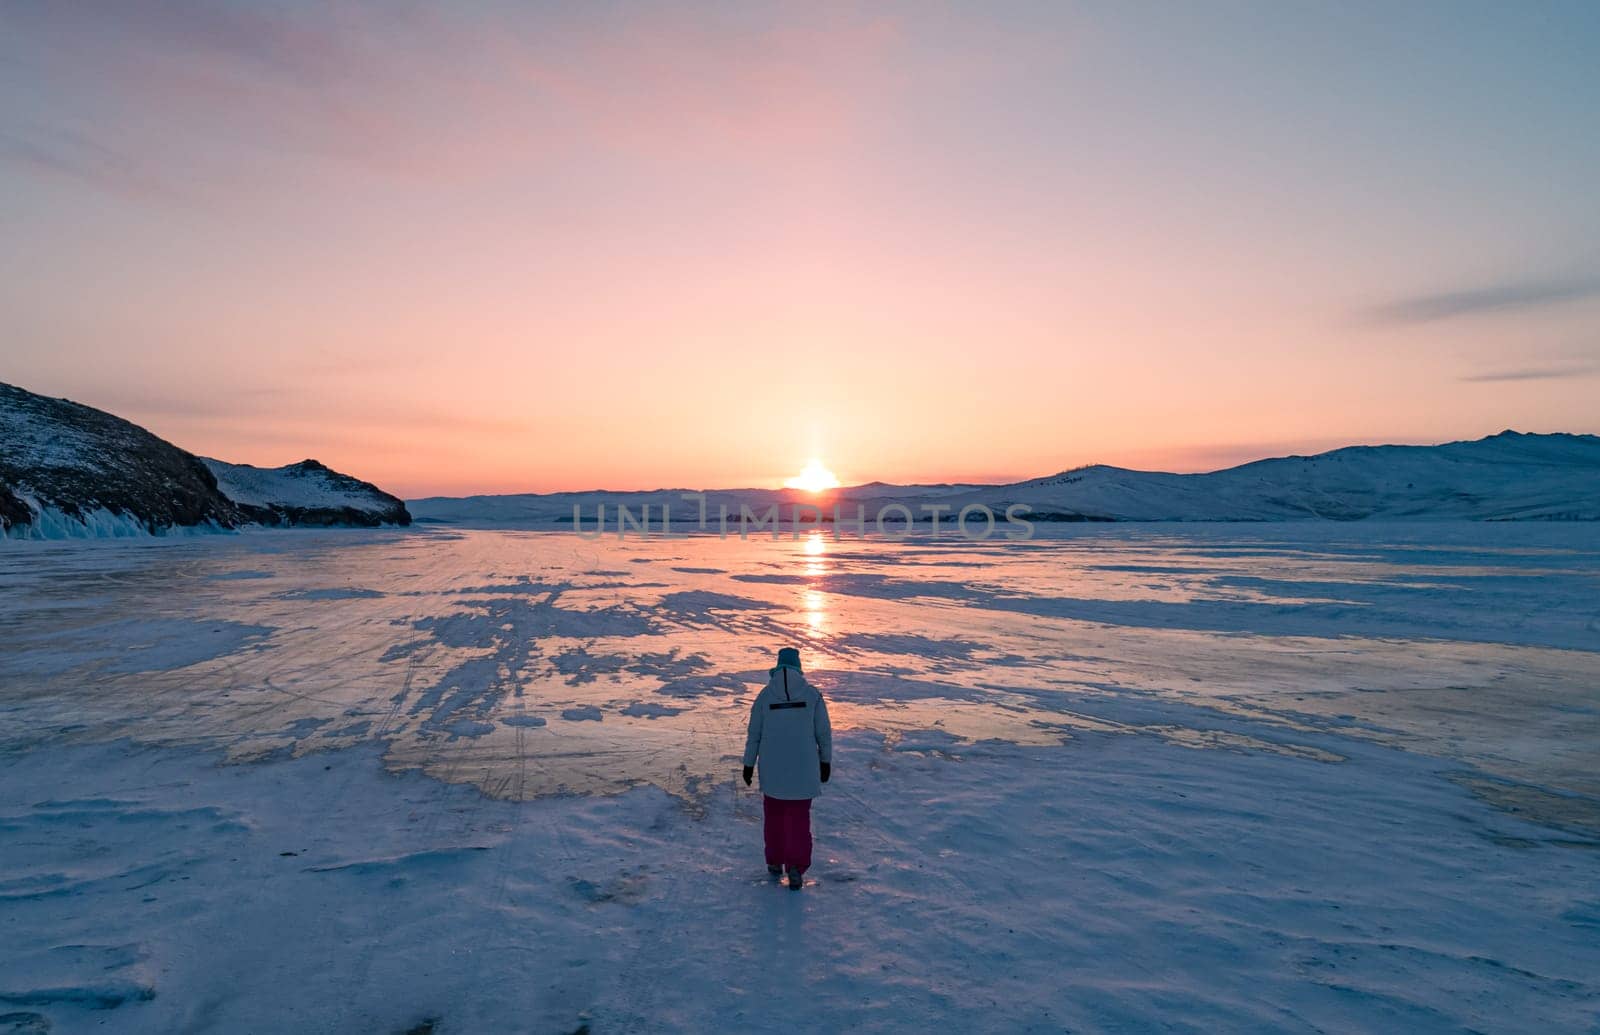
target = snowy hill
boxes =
[410,432,1600,527]
[959,432,1600,522]
[202,458,410,528]
[0,381,244,538]
[1,382,410,538]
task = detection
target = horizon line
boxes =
[403,427,1575,501]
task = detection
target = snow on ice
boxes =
[1,523,1597,1031]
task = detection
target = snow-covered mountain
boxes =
[1,382,410,538]
[954,432,1600,522]
[410,432,1600,527]
[202,458,410,528]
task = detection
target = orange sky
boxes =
[3,3,1598,497]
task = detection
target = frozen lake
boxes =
[3,523,1598,1031]
[4,523,1597,813]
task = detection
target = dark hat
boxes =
[774,646,801,671]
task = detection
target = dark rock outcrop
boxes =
[1,382,410,536]
[1,382,244,535]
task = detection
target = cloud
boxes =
[1,0,351,85]
[0,2,905,196]
[0,126,181,202]
[1364,275,1600,324]
[1459,364,1596,383]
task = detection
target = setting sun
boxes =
[784,458,842,493]
[3,4,1596,1027]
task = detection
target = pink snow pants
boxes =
[762,795,813,874]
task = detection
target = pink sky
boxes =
[3,3,1598,497]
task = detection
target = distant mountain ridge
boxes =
[0,382,411,538]
[926,431,1600,522]
[5,376,1594,535]
[410,431,1600,526]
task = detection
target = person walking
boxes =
[742,646,832,889]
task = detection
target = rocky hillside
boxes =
[203,458,410,528]
[1,382,244,537]
[1,382,410,538]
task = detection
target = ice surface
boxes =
[1,523,1598,1030]
[4,524,1595,800]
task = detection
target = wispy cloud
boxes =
[1459,364,1596,383]
[0,126,180,202]
[1364,275,1600,325]
[2,0,353,86]
[0,2,903,198]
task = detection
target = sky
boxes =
[2,1,1598,497]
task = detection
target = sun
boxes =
[784,458,841,493]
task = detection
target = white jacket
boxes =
[742,668,832,800]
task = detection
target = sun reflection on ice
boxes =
[802,531,829,631]
[804,589,828,633]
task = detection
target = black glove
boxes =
[742,765,753,787]
[820,761,831,783]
